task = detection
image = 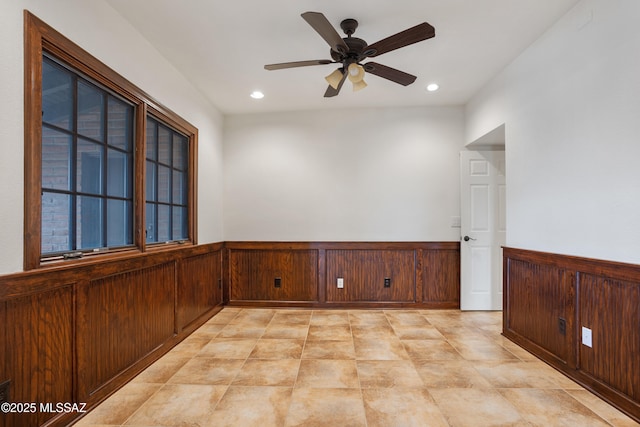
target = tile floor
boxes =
[74,308,638,427]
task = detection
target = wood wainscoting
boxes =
[0,243,224,427]
[503,247,640,423]
[225,241,460,309]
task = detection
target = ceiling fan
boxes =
[264,12,435,97]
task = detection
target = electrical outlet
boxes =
[582,326,593,348]
[558,317,566,335]
[384,277,391,288]
[337,278,344,289]
[274,277,282,288]
[0,380,10,404]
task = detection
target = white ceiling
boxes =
[105,0,580,115]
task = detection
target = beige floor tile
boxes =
[473,360,571,389]
[296,359,359,388]
[206,308,240,324]
[166,336,211,357]
[124,384,226,426]
[429,388,530,427]
[168,358,244,385]
[310,311,351,326]
[232,359,300,386]
[285,388,366,427]
[354,337,410,360]
[217,323,266,338]
[188,322,225,340]
[348,311,389,327]
[356,360,424,388]
[500,388,611,426]
[249,339,304,359]
[262,324,309,339]
[384,311,430,327]
[307,323,352,340]
[401,339,462,360]
[130,353,191,384]
[270,311,312,325]
[391,325,444,340]
[207,386,292,427]
[413,359,493,388]
[197,338,257,359]
[362,388,448,427]
[74,382,161,425]
[567,389,640,426]
[228,309,276,326]
[301,340,356,360]
[351,324,396,339]
[447,337,520,361]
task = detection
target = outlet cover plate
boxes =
[582,326,592,348]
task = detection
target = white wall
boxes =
[0,0,224,274]
[224,107,464,241]
[465,0,640,264]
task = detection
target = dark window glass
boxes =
[145,116,189,243]
[40,56,134,256]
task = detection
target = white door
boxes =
[460,150,506,311]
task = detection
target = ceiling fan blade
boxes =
[265,59,333,70]
[363,62,417,86]
[364,22,435,58]
[301,12,349,54]
[324,69,347,97]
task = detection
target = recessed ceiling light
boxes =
[426,83,439,92]
[250,91,264,99]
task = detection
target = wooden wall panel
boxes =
[422,249,460,306]
[505,258,572,363]
[178,251,223,330]
[578,273,640,402]
[3,287,74,427]
[229,250,318,302]
[77,263,176,398]
[503,247,640,423]
[325,250,415,302]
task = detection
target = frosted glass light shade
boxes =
[325,68,344,89]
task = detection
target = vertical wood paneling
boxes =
[229,250,318,302]
[505,259,572,363]
[325,250,415,302]
[422,249,460,306]
[578,273,640,401]
[77,263,175,398]
[178,251,223,330]
[3,287,74,427]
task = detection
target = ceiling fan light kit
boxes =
[264,11,435,97]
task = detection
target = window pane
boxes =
[158,125,171,165]
[146,161,156,201]
[77,139,103,195]
[107,149,131,198]
[157,165,171,203]
[173,134,187,170]
[78,81,104,141]
[146,119,157,160]
[76,195,103,249]
[42,127,71,191]
[157,204,170,242]
[172,170,186,205]
[42,59,73,130]
[145,202,157,243]
[107,199,132,247]
[107,97,133,150]
[41,192,71,254]
[172,206,187,240]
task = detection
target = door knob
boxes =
[463,235,476,242]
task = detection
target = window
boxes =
[41,57,134,255]
[24,11,197,269]
[145,117,189,243]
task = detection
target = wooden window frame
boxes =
[24,11,198,270]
